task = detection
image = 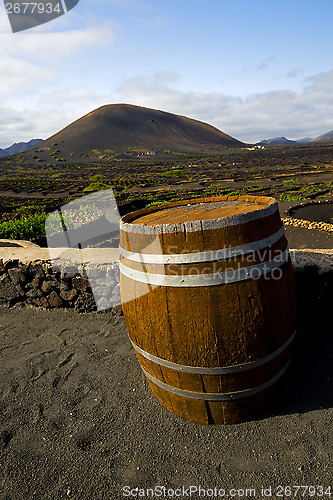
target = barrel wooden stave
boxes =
[120,195,297,425]
[148,380,280,425]
[121,266,296,368]
[136,340,293,395]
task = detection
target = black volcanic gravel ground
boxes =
[0,258,332,499]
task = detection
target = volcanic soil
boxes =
[0,111,333,497]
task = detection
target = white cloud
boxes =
[0,25,115,61]
[0,103,76,145]
[0,57,53,96]
[0,87,117,146]
[1,67,333,147]
[0,21,116,134]
[114,70,333,142]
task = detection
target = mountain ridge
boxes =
[256,136,297,146]
[0,139,43,158]
[38,103,244,154]
[312,130,333,142]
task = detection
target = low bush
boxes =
[145,201,168,208]
[0,207,74,242]
[0,213,48,241]
[161,169,184,177]
[83,181,111,193]
[89,174,105,182]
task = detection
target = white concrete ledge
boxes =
[0,247,119,266]
[0,240,332,272]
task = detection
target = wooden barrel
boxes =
[119,195,297,425]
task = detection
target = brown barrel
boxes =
[119,195,297,425]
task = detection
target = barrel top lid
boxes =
[132,200,263,226]
[120,196,278,234]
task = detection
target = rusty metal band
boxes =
[120,201,279,234]
[119,246,289,287]
[130,328,296,375]
[119,225,285,264]
[141,359,291,401]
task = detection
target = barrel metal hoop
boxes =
[130,328,296,375]
[119,246,289,287]
[141,359,291,401]
[119,225,285,264]
[120,202,279,234]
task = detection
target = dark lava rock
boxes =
[32,297,49,308]
[74,292,96,312]
[31,276,41,288]
[72,276,90,291]
[0,274,19,301]
[60,289,77,302]
[48,291,63,308]
[63,272,76,279]
[29,264,45,279]
[15,284,25,296]
[59,279,71,291]
[27,296,48,308]
[41,281,53,294]
[8,267,26,285]
[26,288,43,299]
[4,260,19,271]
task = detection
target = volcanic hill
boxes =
[313,130,333,142]
[256,136,297,146]
[39,104,244,156]
[0,139,43,158]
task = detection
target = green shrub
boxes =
[90,174,104,182]
[162,169,184,177]
[283,178,299,185]
[278,183,327,202]
[0,208,74,241]
[145,201,168,208]
[83,181,111,193]
[0,213,48,241]
[15,204,45,217]
[114,176,133,186]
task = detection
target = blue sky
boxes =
[1,0,333,147]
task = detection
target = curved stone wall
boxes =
[0,250,332,312]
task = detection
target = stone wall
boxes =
[1,252,332,314]
[0,259,119,313]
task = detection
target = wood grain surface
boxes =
[120,195,297,425]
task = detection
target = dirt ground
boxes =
[0,191,332,499]
[0,246,332,499]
